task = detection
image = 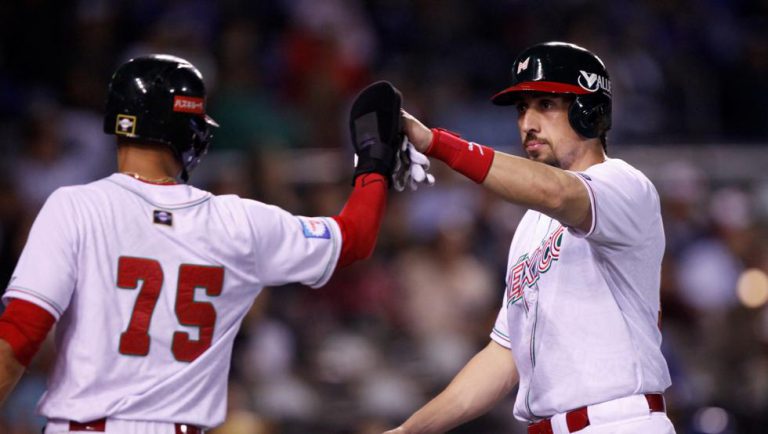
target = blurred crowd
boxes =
[1,0,768,433]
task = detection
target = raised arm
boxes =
[332,172,387,268]
[384,341,519,434]
[483,147,591,230]
[401,111,593,232]
[331,81,405,269]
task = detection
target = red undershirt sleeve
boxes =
[332,173,388,269]
[0,299,56,366]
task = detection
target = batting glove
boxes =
[392,136,436,192]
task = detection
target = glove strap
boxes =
[426,128,494,183]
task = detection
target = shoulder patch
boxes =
[153,210,173,226]
[299,217,331,239]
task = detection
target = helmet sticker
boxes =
[577,70,611,94]
[173,96,205,114]
[115,114,137,136]
[517,57,530,74]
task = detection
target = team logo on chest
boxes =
[506,226,565,305]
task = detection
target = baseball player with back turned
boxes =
[384,42,675,434]
[0,55,403,433]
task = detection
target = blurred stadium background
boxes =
[1,1,767,433]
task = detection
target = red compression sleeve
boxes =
[426,128,495,183]
[332,173,388,269]
[0,299,55,366]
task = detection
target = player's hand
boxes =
[349,81,403,185]
[401,110,433,153]
[382,427,409,434]
[392,136,436,192]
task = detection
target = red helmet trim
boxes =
[491,81,592,105]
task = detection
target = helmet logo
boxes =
[578,70,611,94]
[173,96,205,114]
[517,57,530,74]
[115,114,137,136]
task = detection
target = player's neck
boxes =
[117,142,181,183]
[569,151,606,171]
[560,143,606,172]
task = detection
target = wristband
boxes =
[426,128,495,183]
[0,299,55,366]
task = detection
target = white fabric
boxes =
[392,138,435,192]
[5,173,341,428]
[489,158,671,422]
[581,413,675,434]
[545,395,674,434]
[44,418,203,434]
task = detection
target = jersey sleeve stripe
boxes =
[568,171,597,238]
[307,217,342,289]
[491,327,512,348]
[3,287,64,319]
[492,326,510,340]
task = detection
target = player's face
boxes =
[515,94,582,169]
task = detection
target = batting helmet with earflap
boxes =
[103,54,219,182]
[491,42,611,140]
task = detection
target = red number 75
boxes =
[116,256,224,362]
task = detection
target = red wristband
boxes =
[426,128,495,183]
[0,299,55,366]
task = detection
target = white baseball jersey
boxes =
[4,173,341,428]
[490,158,671,422]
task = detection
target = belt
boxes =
[68,418,204,434]
[527,393,665,434]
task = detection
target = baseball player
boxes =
[384,42,675,433]
[0,56,402,433]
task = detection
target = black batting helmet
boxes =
[492,42,611,139]
[103,54,218,182]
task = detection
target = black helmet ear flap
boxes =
[568,94,611,139]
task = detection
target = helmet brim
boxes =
[491,81,591,106]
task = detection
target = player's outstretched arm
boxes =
[401,111,591,232]
[383,341,519,434]
[481,149,591,230]
[332,82,403,269]
[0,339,24,407]
[332,172,388,268]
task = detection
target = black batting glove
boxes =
[349,81,403,185]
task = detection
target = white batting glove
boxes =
[392,136,435,192]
